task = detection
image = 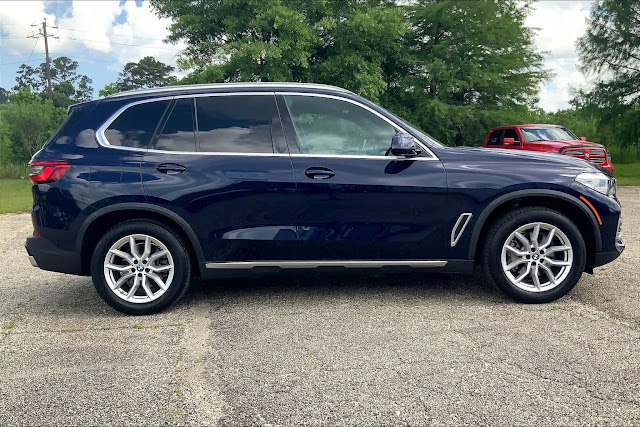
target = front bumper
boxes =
[25,235,84,275]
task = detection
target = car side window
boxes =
[155,98,196,152]
[104,100,170,148]
[502,128,520,144]
[487,130,502,146]
[196,95,276,153]
[283,95,397,156]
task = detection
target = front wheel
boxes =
[482,207,586,303]
[91,220,192,315]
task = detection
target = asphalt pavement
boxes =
[1,187,638,425]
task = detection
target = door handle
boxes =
[305,167,335,180]
[156,163,186,175]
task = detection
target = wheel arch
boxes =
[469,190,601,271]
[78,203,205,276]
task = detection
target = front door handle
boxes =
[305,167,335,180]
[156,163,186,175]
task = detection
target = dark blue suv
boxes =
[25,83,624,314]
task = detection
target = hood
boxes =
[442,146,599,172]
[528,139,605,150]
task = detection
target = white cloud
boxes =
[525,1,595,111]
[0,0,186,82]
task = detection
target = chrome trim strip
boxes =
[28,255,38,268]
[205,260,447,269]
[277,92,438,160]
[106,82,352,99]
[96,91,439,161]
[450,213,473,247]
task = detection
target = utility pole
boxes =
[29,18,57,99]
[42,18,52,100]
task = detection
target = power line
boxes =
[54,26,169,43]
[1,22,171,43]
[58,35,181,51]
[26,35,40,64]
[0,56,45,67]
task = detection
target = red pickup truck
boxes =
[482,124,613,172]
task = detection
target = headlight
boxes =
[575,172,616,196]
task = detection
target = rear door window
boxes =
[196,95,276,153]
[487,130,502,146]
[104,100,169,148]
[155,98,196,152]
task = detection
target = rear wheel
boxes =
[482,207,586,303]
[91,220,191,315]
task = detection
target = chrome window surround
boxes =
[205,260,447,269]
[95,92,439,161]
[450,213,473,247]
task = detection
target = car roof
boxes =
[104,82,354,100]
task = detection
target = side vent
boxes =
[451,213,473,247]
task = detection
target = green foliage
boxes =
[0,163,30,179]
[101,56,176,95]
[99,82,119,97]
[13,56,93,108]
[150,0,548,146]
[0,88,9,105]
[575,0,640,158]
[0,88,66,162]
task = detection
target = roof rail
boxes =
[105,82,353,99]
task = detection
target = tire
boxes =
[91,220,192,315]
[482,207,586,303]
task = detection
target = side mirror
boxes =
[580,136,587,141]
[390,132,417,156]
[503,137,515,146]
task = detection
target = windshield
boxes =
[519,127,579,142]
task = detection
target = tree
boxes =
[14,64,41,92]
[1,88,66,159]
[13,56,93,108]
[0,88,9,105]
[100,56,176,95]
[576,0,639,154]
[119,56,176,91]
[578,0,640,109]
[98,82,119,97]
[75,75,93,101]
[150,0,548,145]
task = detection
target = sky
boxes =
[0,0,594,112]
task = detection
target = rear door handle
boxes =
[156,163,186,175]
[305,167,335,180]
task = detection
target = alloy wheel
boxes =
[103,234,175,303]
[500,222,573,292]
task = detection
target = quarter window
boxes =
[155,98,196,152]
[283,95,397,156]
[104,100,169,148]
[196,95,276,153]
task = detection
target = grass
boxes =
[0,179,32,214]
[614,163,640,186]
[0,163,30,180]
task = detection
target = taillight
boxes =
[28,161,71,183]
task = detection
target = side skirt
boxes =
[199,259,475,280]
